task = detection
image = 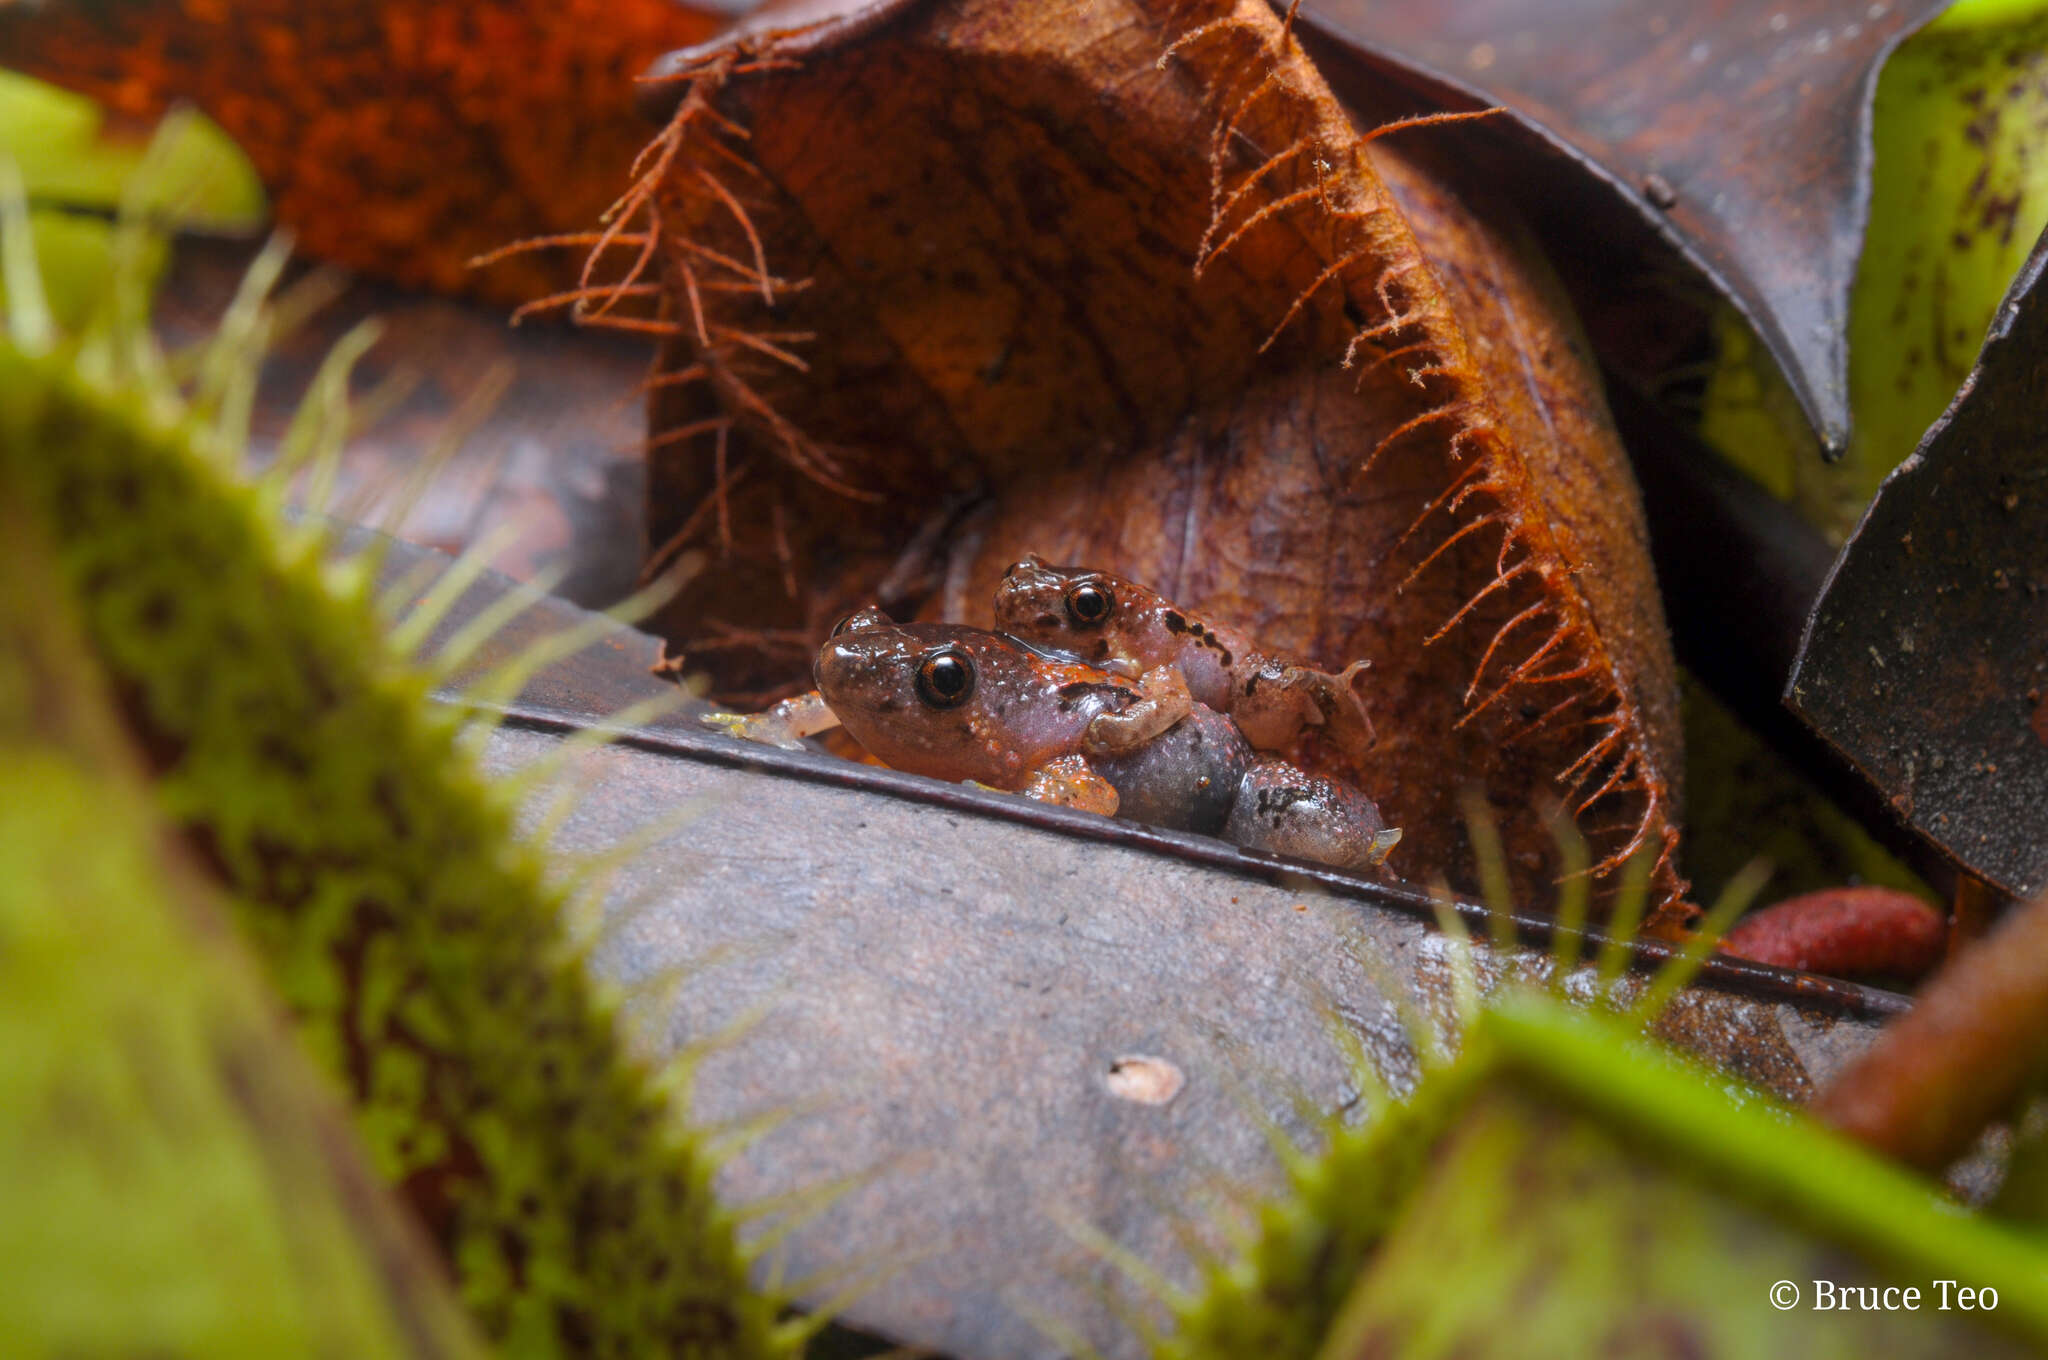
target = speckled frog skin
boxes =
[993,555,1375,757]
[737,609,1401,874]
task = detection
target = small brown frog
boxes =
[704,608,1399,874]
[992,556,1376,758]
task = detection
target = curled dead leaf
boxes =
[532,0,1691,925]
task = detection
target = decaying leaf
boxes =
[542,0,1689,921]
[1294,0,1950,456]
[1788,223,2048,901]
[1817,888,2048,1173]
[0,0,724,301]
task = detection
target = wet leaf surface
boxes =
[1297,0,1950,453]
[382,528,1899,1358]
[1788,226,2048,900]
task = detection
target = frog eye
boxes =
[914,647,976,709]
[1065,582,1113,627]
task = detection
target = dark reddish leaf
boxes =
[1295,0,1949,453]
[1788,226,2048,900]
[0,0,724,301]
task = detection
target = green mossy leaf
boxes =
[1166,999,2048,1359]
[0,209,792,1355]
[0,509,483,1359]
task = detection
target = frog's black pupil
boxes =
[1067,584,1112,627]
[831,613,860,637]
[915,649,975,709]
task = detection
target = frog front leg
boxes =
[699,689,841,750]
[1081,665,1194,758]
[1020,754,1120,816]
[1230,655,1376,754]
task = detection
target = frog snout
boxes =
[815,639,860,696]
[816,608,898,691]
[814,637,898,708]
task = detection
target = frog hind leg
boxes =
[1230,655,1376,755]
[1318,658,1378,753]
[1222,761,1400,874]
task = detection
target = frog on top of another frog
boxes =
[702,602,1399,875]
[991,555,1376,760]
